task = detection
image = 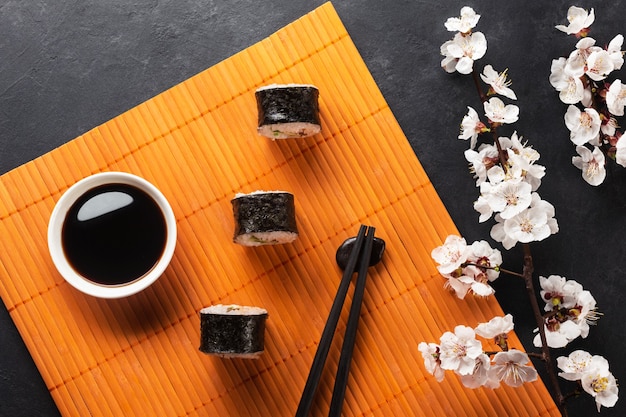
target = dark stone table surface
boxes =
[1,1,623,416]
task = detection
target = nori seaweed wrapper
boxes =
[232,192,298,237]
[199,309,268,356]
[255,85,320,127]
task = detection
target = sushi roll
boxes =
[231,190,298,246]
[199,304,268,358]
[255,84,321,139]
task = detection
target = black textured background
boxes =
[1,1,624,416]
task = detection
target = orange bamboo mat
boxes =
[0,3,559,416]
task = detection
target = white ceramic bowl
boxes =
[47,172,177,298]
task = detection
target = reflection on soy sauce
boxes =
[62,183,167,286]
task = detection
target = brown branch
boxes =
[521,244,568,417]
[468,68,569,416]
[463,262,524,278]
[471,69,488,103]
[471,69,509,173]
[498,267,524,279]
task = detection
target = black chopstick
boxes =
[328,226,375,417]
[295,225,367,417]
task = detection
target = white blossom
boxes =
[490,193,557,249]
[580,356,619,411]
[451,266,494,297]
[601,115,618,137]
[460,272,494,296]
[607,34,624,70]
[418,342,445,382]
[480,179,532,220]
[439,325,483,375]
[572,290,601,338]
[557,350,594,381]
[467,240,502,282]
[474,314,514,339]
[445,273,474,299]
[564,34,623,80]
[459,354,498,388]
[508,151,544,190]
[469,134,544,190]
[444,239,501,299]
[539,275,582,311]
[473,195,494,223]
[486,164,507,184]
[483,97,519,124]
[502,205,552,244]
[550,57,585,104]
[564,106,601,145]
[581,85,594,108]
[480,65,517,100]
[507,152,544,191]
[444,6,480,33]
[489,214,513,250]
[530,195,559,237]
[533,321,582,348]
[535,276,600,347]
[458,106,486,149]
[440,40,459,73]
[441,32,487,74]
[565,37,597,77]
[495,133,545,191]
[549,57,568,88]
[555,6,595,35]
[572,145,606,186]
[464,144,499,186]
[431,235,469,275]
[503,132,540,164]
[558,351,619,411]
[586,49,614,81]
[488,350,538,387]
[616,136,626,167]
[606,79,626,116]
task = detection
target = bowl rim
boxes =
[47,172,177,299]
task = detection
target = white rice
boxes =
[255,83,317,92]
[233,190,289,198]
[200,304,267,316]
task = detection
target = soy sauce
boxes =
[62,183,167,286]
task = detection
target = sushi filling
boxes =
[232,191,298,246]
[234,230,298,246]
[258,122,321,139]
[199,304,268,358]
[255,84,321,139]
